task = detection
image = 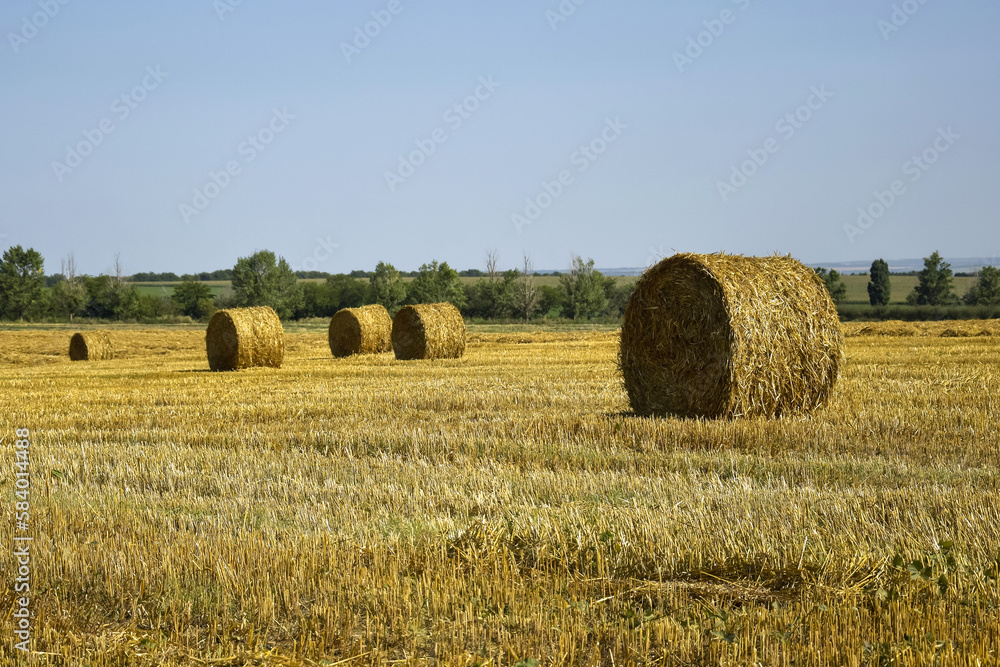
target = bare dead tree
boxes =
[485,249,499,283]
[113,252,125,284]
[513,253,540,320]
[65,253,77,283]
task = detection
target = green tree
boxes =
[172,280,216,319]
[603,278,636,318]
[50,254,86,321]
[907,251,957,306]
[110,282,143,320]
[464,274,516,319]
[369,261,407,313]
[537,285,562,317]
[867,259,891,307]
[79,274,144,320]
[964,265,1000,305]
[559,256,608,319]
[83,276,115,318]
[463,252,515,319]
[140,292,177,319]
[407,260,467,308]
[326,274,369,311]
[231,250,302,319]
[51,279,87,320]
[296,282,329,318]
[0,245,45,320]
[814,268,847,304]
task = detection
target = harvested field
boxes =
[0,324,998,665]
[843,319,1000,338]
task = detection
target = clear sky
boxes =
[2,0,998,275]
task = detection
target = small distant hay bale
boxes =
[328,304,392,357]
[69,331,114,361]
[620,253,843,420]
[205,306,284,371]
[392,302,466,360]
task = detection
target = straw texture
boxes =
[329,304,393,357]
[392,303,466,360]
[69,331,114,361]
[619,253,842,419]
[205,306,284,371]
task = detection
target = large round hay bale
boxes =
[205,306,284,371]
[620,253,842,419]
[69,331,114,361]
[391,302,466,360]
[328,304,392,357]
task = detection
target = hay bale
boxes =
[328,304,392,357]
[392,302,466,360]
[205,306,284,371]
[69,331,114,361]
[619,253,843,419]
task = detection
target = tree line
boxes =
[814,251,1000,307]
[0,247,635,322]
[3,245,997,322]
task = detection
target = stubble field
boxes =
[1,321,999,665]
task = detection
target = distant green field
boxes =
[133,281,231,298]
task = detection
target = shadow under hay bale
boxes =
[329,304,392,357]
[392,302,466,360]
[69,331,114,361]
[205,306,284,371]
[619,253,843,420]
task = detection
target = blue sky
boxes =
[2,0,998,275]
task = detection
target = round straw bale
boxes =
[69,331,114,361]
[329,304,392,357]
[620,253,842,419]
[205,306,284,371]
[392,302,466,360]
